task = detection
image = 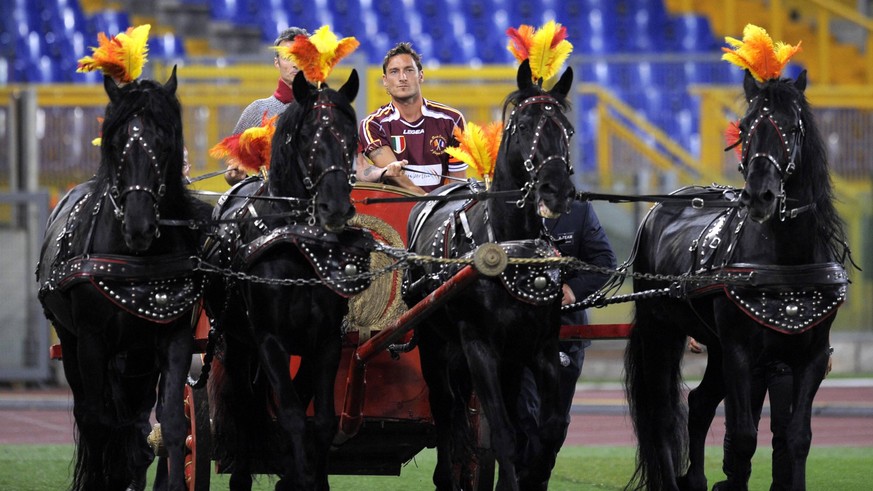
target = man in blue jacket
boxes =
[517,199,616,478]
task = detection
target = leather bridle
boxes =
[504,94,574,208]
[106,115,168,225]
[736,96,811,220]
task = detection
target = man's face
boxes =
[275,39,301,87]
[383,54,422,103]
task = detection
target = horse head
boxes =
[102,67,183,252]
[498,59,576,220]
[269,70,359,233]
[737,69,807,223]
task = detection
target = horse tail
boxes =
[70,419,145,491]
[624,302,689,491]
[208,332,282,476]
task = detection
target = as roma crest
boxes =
[429,135,447,155]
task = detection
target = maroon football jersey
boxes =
[359,99,467,192]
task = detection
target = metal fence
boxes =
[0,191,50,382]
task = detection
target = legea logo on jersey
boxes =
[390,135,406,154]
[429,135,447,155]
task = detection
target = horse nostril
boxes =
[762,190,776,203]
[739,190,751,206]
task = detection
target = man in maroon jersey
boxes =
[357,42,468,194]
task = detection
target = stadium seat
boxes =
[210,0,257,27]
[330,0,362,38]
[88,10,131,37]
[151,33,186,59]
[665,15,718,53]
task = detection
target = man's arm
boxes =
[565,204,617,301]
[355,154,404,183]
[368,146,425,194]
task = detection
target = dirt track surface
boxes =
[1,381,871,447]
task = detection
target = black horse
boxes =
[204,69,366,490]
[37,69,209,490]
[624,69,849,491]
[404,60,576,491]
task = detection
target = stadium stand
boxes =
[2,0,821,157]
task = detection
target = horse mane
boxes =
[268,83,357,198]
[758,78,848,255]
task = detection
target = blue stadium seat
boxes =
[717,63,747,85]
[0,57,9,84]
[151,33,186,59]
[210,0,257,27]
[665,15,718,53]
[88,10,131,37]
[330,0,362,38]
[575,8,616,55]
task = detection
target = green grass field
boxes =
[1,445,871,490]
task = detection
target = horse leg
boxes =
[55,325,101,491]
[782,329,830,491]
[458,326,518,491]
[763,361,793,491]
[159,324,195,491]
[255,334,309,490]
[682,347,724,491]
[418,326,461,491]
[309,332,342,490]
[715,314,759,491]
[517,336,562,490]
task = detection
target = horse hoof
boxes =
[124,478,146,491]
[712,481,747,491]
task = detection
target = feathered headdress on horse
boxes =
[721,23,802,83]
[80,25,151,146]
[77,24,151,84]
[506,20,573,84]
[445,122,503,187]
[273,25,360,86]
[210,112,278,174]
[722,24,802,156]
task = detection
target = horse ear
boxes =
[292,70,311,102]
[743,69,761,100]
[549,66,574,99]
[338,69,359,102]
[517,59,533,91]
[104,75,121,103]
[794,69,807,92]
[164,65,178,95]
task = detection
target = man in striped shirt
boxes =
[357,42,467,194]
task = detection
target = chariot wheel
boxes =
[184,384,212,491]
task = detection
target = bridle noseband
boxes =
[506,94,574,208]
[107,115,167,224]
[737,96,810,220]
